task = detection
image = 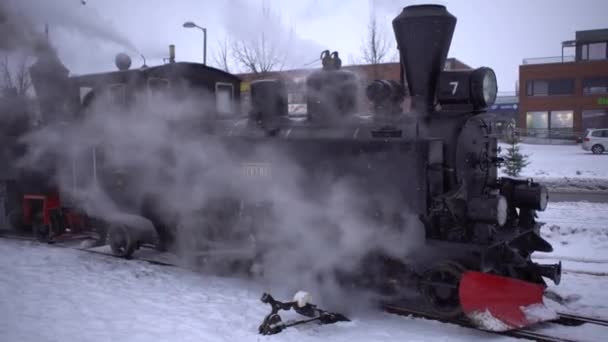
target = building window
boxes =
[549,110,574,135]
[582,109,608,130]
[581,42,608,61]
[216,83,234,115]
[526,111,548,129]
[589,42,607,60]
[526,79,574,96]
[583,77,608,95]
[527,110,574,138]
[527,80,548,96]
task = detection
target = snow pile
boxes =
[294,291,313,308]
[521,303,558,323]
[465,310,512,332]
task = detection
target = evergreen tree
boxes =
[501,134,530,177]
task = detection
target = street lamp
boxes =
[183,21,207,65]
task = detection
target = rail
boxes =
[384,304,578,342]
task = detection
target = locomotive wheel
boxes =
[109,226,136,258]
[419,261,466,318]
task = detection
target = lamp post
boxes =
[183,21,207,65]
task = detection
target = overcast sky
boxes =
[3,0,608,92]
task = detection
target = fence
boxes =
[514,128,582,144]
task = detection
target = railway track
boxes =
[3,231,608,340]
[555,312,608,328]
[384,304,608,342]
[0,230,178,266]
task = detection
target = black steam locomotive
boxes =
[1,4,560,331]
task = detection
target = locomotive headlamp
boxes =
[437,67,498,110]
[471,67,497,109]
[513,183,549,211]
[467,195,508,227]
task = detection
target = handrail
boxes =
[522,56,576,65]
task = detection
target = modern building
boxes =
[519,28,608,140]
[237,58,471,115]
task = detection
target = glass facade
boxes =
[550,110,573,129]
[549,110,574,138]
[580,42,608,61]
[526,79,574,96]
[526,111,548,137]
[583,77,608,95]
[589,42,608,60]
[582,109,608,130]
[526,111,548,129]
[526,110,574,138]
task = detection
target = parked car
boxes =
[582,128,608,154]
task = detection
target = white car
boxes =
[582,128,608,154]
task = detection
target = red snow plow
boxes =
[459,271,558,331]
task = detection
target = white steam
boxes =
[19,83,426,311]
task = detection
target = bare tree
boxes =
[360,13,390,65]
[230,4,288,74]
[1,53,32,96]
[213,38,231,73]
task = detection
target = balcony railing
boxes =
[522,55,575,65]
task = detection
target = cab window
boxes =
[216,82,234,115]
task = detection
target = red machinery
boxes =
[21,192,89,242]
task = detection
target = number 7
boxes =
[449,81,459,95]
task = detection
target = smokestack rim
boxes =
[402,4,448,11]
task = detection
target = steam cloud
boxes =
[0,0,137,53]
[4,0,426,312]
[18,81,426,311]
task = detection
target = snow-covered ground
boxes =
[533,201,608,325]
[1,202,607,342]
[0,239,518,342]
[499,143,608,192]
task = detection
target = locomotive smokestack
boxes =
[392,4,456,113]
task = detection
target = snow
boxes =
[521,303,558,323]
[499,143,608,179]
[1,200,607,341]
[294,290,313,308]
[466,310,512,332]
[536,201,608,265]
[498,143,608,192]
[0,239,516,342]
[534,201,608,322]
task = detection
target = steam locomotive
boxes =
[1,4,560,331]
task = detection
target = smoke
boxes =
[18,74,426,312]
[0,0,137,53]
[5,0,425,313]
[217,0,327,70]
